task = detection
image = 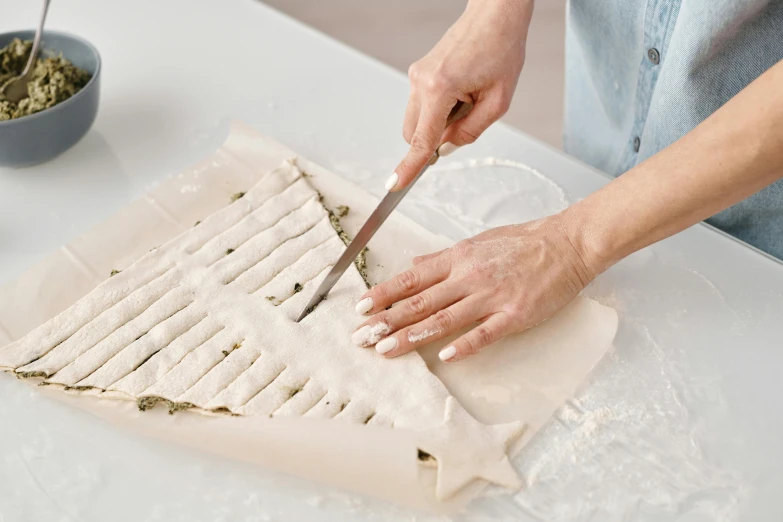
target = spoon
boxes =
[1,0,52,103]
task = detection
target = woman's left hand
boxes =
[352,214,599,362]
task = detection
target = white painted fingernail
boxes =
[384,172,399,191]
[376,336,398,354]
[352,322,392,347]
[437,142,460,157]
[439,346,457,361]
[351,326,372,346]
[355,297,373,315]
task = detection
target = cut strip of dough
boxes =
[258,236,345,304]
[48,287,196,386]
[216,202,330,285]
[232,217,334,293]
[175,342,262,408]
[110,317,224,396]
[196,181,318,266]
[205,353,287,411]
[183,161,302,254]
[271,379,328,418]
[77,306,207,389]
[141,328,243,400]
[17,267,182,377]
[238,366,310,416]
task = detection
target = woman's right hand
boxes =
[388,0,534,191]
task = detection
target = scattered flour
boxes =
[431,157,570,209]
[407,328,440,344]
[180,184,201,194]
[401,156,572,240]
[507,314,750,522]
[305,495,324,508]
[351,322,391,347]
[470,384,516,405]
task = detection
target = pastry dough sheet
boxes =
[0,122,618,512]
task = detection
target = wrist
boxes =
[555,203,619,281]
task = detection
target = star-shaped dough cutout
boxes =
[417,396,527,500]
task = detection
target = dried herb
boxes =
[16,370,47,379]
[417,449,436,464]
[63,385,93,392]
[194,220,201,227]
[222,342,241,357]
[226,248,235,255]
[265,295,276,301]
[136,396,163,411]
[293,282,303,294]
[109,269,121,277]
[328,209,370,287]
[231,192,245,202]
[136,396,195,415]
[335,205,350,218]
[0,38,91,121]
[167,401,195,415]
[302,303,319,317]
[221,343,242,357]
[210,406,240,416]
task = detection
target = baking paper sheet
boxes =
[0,122,617,512]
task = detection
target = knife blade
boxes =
[295,101,472,322]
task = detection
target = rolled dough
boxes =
[0,159,525,500]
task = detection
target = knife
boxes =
[295,101,473,322]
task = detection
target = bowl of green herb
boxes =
[0,30,100,168]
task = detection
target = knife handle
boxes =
[428,101,474,166]
[446,100,473,127]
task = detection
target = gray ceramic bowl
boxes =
[0,30,101,168]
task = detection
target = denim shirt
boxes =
[563,0,783,259]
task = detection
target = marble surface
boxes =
[1,1,782,520]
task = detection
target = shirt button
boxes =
[647,48,660,65]
[633,136,641,152]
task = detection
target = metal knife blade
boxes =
[295,101,472,322]
[295,156,436,322]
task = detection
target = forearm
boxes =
[466,0,534,29]
[566,58,783,273]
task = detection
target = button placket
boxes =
[619,0,683,170]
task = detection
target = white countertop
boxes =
[2,1,782,521]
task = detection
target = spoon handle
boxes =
[20,0,52,78]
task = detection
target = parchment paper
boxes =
[0,122,618,512]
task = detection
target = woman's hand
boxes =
[352,214,598,362]
[387,0,534,191]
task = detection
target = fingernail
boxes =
[438,346,457,361]
[437,142,460,157]
[351,325,372,346]
[355,297,373,315]
[375,337,397,354]
[384,172,399,191]
[352,322,392,347]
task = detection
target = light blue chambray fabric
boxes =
[563,0,783,259]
